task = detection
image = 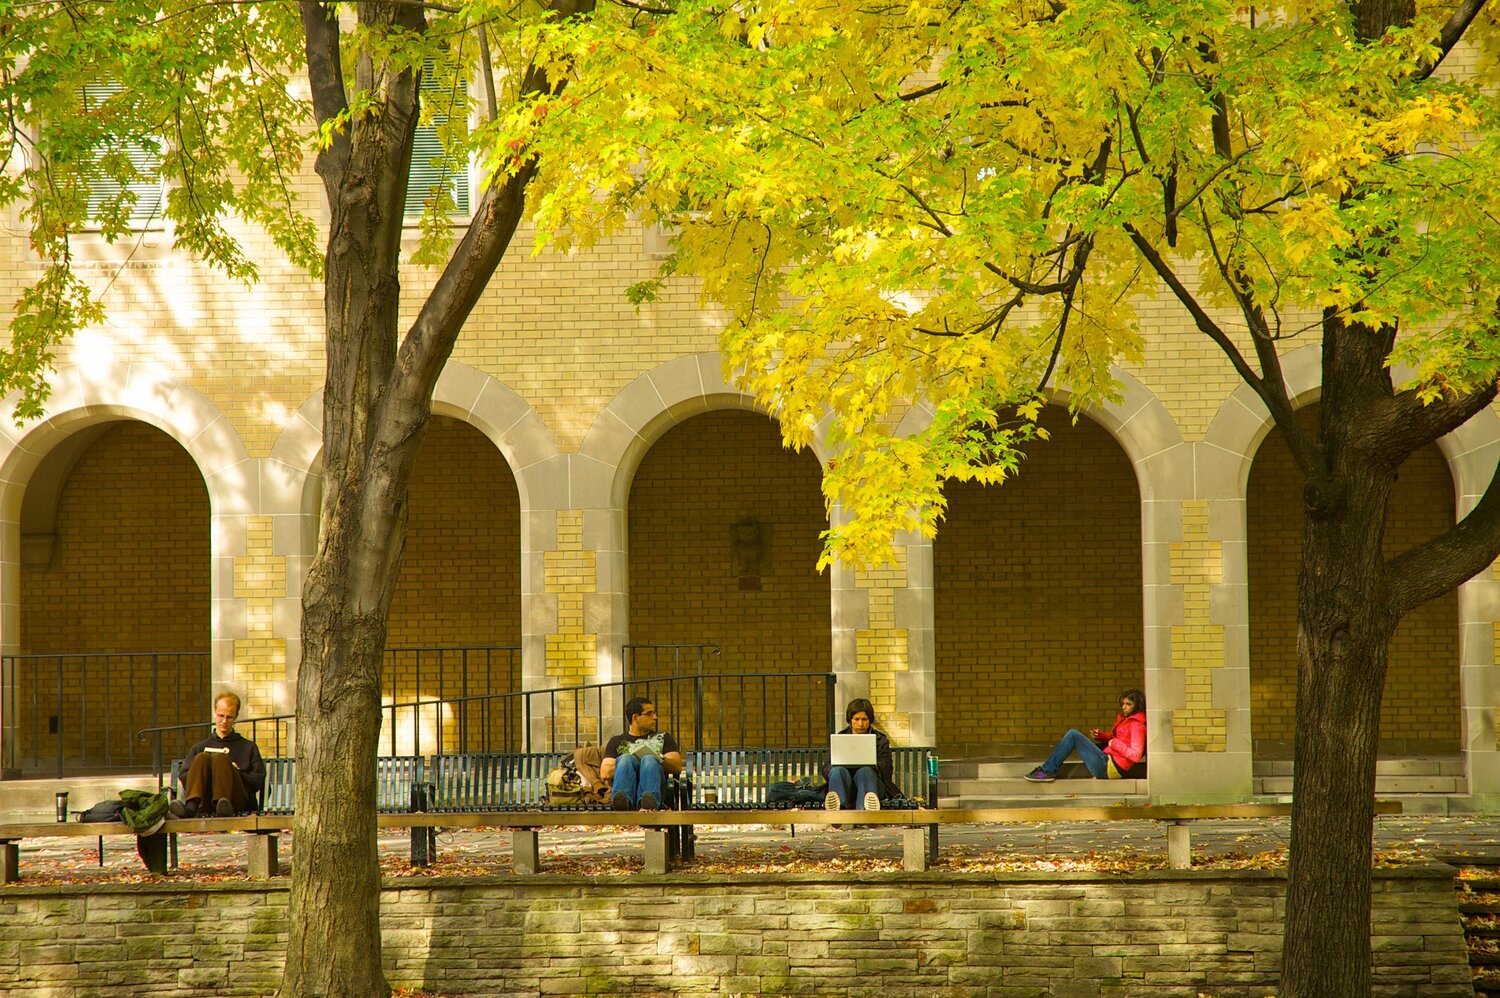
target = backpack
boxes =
[545,758,608,806]
[78,799,128,823]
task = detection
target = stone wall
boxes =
[0,866,1470,997]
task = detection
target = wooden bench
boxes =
[0,801,1404,882]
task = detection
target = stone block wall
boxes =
[0,866,1469,997]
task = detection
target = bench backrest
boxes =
[685,745,934,806]
[172,755,425,814]
[427,752,557,810]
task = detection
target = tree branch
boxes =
[299,1,351,175]
[1417,0,1489,80]
[1388,448,1500,616]
[1363,381,1500,458]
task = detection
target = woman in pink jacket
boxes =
[1024,689,1146,782]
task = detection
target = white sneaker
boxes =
[824,790,840,811]
[863,792,881,811]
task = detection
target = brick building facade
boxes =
[1,180,1498,804]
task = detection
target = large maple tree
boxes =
[512,0,1500,993]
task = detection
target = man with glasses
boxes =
[169,691,266,818]
[600,697,684,811]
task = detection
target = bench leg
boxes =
[137,832,169,875]
[1167,821,1191,870]
[644,828,671,875]
[247,833,279,879]
[928,824,939,865]
[902,828,930,872]
[1,842,17,883]
[513,829,540,875]
[410,825,436,867]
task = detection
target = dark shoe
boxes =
[824,790,841,811]
[168,799,197,819]
[612,791,632,811]
[863,792,881,811]
[638,792,658,812]
[214,797,234,817]
[1023,767,1056,783]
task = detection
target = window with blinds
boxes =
[81,83,166,229]
[405,67,471,220]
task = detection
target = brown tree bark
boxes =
[1276,315,1500,996]
[279,3,585,994]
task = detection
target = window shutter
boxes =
[81,83,165,227]
[405,69,471,219]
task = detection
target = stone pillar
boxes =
[829,523,934,746]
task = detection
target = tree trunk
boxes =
[1280,321,1401,997]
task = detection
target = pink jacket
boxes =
[1102,712,1146,772]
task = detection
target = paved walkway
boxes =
[10,813,1500,884]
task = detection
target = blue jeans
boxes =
[611,753,664,806]
[1042,729,1111,778]
[827,765,880,809]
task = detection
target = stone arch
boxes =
[579,352,820,510]
[896,368,1185,755]
[1206,345,1494,773]
[267,364,554,747]
[0,363,249,771]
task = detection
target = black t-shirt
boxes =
[603,731,680,761]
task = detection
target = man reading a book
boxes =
[600,697,684,811]
[169,691,266,818]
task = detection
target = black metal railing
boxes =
[1,651,211,777]
[1,644,520,778]
[136,670,839,783]
[623,643,836,754]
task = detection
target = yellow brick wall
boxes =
[627,410,832,748]
[1248,406,1459,752]
[232,517,287,722]
[933,407,1144,752]
[383,416,524,752]
[16,422,210,765]
[855,549,912,745]
[1170,501,1227,752]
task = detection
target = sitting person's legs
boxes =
[1026,729,1110,782]
[611,753,641,809]
[180,753,251,816]
[635,756,664,810]
[852,765,881,811]
[825,765,854,810]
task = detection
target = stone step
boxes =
[938,794,1148,809]
[941,777,1149,797]
[1255,775,1465,795]
[0,773,160,820]
[1252,757,1464,777]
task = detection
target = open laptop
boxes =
[829,733,877,768]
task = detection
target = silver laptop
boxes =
[829,733,877,767]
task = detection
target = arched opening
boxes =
[1247,404,1459,759]
[383,415,523,754]
[15,421,210,772]
[627,410,830,748]
[934,406,1144,757]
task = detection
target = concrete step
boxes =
[0,773,160,820]
[942,777,1149,797]
[1252,757,1464,778]
[938,794,1149,809]
[1255,775,1466,795]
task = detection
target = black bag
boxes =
[77,799,128,823]
[767,775,827,807]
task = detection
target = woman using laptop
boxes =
[821,698,901,811]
